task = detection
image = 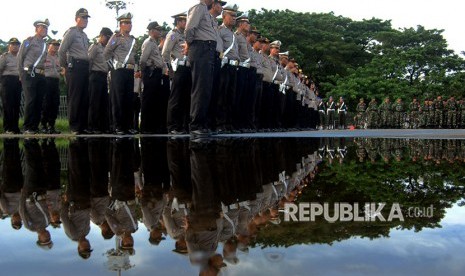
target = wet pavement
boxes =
[0,134,464,275]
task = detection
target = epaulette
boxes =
[115,33,123,37]
[69,26,77,30]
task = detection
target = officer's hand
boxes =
[182,43,188,56]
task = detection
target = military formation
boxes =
[351,96,465,129]
[0,1,319,137]
[0,137,319,271]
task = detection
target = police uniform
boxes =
[59,9,91,134]
[234,14,251,130]
[317,97,326,129]
[18,20,49,134]
[326,98,336,129]
[104,13,137,134]
[252,37,266,130]
[139,22,166,133]
[0,38,22,134]
[243,26,261,131]
[269,41,286,130]
[88,27,113,134]
[216,4,240,133]
[337,99,348,129]
[163,13,192,134]
[258,38,273,131]
[41,40,61,133]
[185,0,218,136]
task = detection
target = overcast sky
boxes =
[2,0,464,54]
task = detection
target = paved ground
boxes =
[1,129,465,139]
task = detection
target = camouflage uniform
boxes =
[355,99,366,129]
[379,99,391,128]
[408,100,420,128]
[428,101,435,128]
[366,99,378,128]
[433,97,445,128]
[446,97,457,128]
[459,100,465,128]
[392,99,404,128]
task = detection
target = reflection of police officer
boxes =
[106,138,138,250]
[0,138,23,230]
[0,38,22,134]
[185,0,218,137]
[18,19,49,134]
[20,139,52,249]
[59,9,91,134]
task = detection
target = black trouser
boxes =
[167,65,192,132]
[41,139,61,190]
[0,75,21,132]
[141,137,170,187]
[68,138,91,208]
[253,74,263,129]
[167,138,192,202]
[22,72,46,131]
[110,138,135,201]
[88,138,109,197]
[141,67,164,133]
[132,92,141,131]
[260,81,274,129]
[66,60,89,132]
[207,54,221,131]
[1,138,23,192]
[23,139,46,195]
[243,67,257,129]
[187,40,216,131]
[233,66,248,129]
[88,71,109,132]
[216,64,237,130]
[41,77,60,129]
[339,111,346,128]
[110,68,134,132]
[271,84,285,129]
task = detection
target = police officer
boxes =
[185,0,218,137]
[41,40,61,134]
[259,37,272,131]
[140,21,166,134]
[244,26,261,132]
[163,12,191,135]
[216,4,239,134]
[104,13,137,135]
[88,27,113,134]
[326,96,336,129]
[59,8,91,135]
[269,40,285,131]
[337,96,347,129]
[317,94,326,130]
[251,35,265,130]
[18,19,49,134]
[234,14,251,131]
[0,38,22,134]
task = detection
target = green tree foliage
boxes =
[248,9,465,109]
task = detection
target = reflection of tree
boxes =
[252,140,465,248]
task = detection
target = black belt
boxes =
[192,40,217,46]
[74,59,89,65]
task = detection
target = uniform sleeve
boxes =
[139,39,152,71]
[0,55,6,77]
[103,34,118,61]
[58,29,73,68]
[185,5,201,44]
[88,44,96,70]
[161,32,176,63]
[17,40,29,74]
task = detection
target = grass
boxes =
[0,118,71,133]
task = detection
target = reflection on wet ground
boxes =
[0,137,464,275]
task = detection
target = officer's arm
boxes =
[88,44,96,71]
[58,29,73,68]
[0,55,5,77]
[139,39,151,72]
[17,41,29,75]
[103,34,118,61]
[161,32,175,64]
[185,5,201,45]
